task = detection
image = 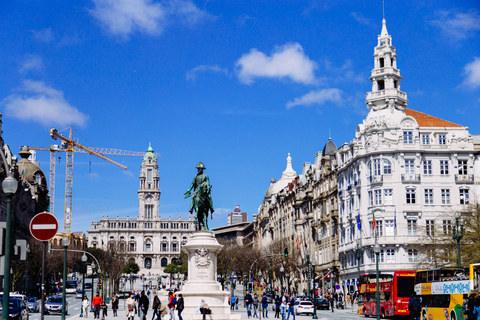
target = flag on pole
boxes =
[357,212,361,231]
[372,212,376,230]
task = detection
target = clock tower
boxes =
[138,143,161,219]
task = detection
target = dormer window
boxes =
[403,131,413,144]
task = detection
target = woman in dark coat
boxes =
[111,295,119,317]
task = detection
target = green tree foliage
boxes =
[123,261,140,274]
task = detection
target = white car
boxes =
[294,301,314,315]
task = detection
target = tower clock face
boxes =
[146,196,152,202]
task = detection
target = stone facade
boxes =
[253,19,480,296]
[87,145,195,275]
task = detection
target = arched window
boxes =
[145,258,152,269]
[161,258,168,267]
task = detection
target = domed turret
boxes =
[322,138,337,157]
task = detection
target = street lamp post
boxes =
[230,271,236,300]
[90,262,95,312]
[61,237,70,320]
[307,252,311,298]
[373,243,381,320]
[2,175,18,320]
[453,212,464,268]
[280,266,284,295]
[258,271,262,320]
[355,238,363,309]
[311,259,318,320]
[25,244,30,295]
[80,254,87,317]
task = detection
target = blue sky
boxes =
[1,0,479,234]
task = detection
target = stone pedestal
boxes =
[181,231,241,320]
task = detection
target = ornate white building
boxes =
[336,19,480,292]
[88,144,195,275]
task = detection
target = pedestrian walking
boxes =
[138,290,149,320]
[286,295,295,320]
[253,294,259,318]
[329,296,335,313]
[235,296,239,310]
[100,301,108,320]
[261,294,268,318]
[126,294,136,320]
[280,293,287,320]
[176,294,184,320]
[274,296,280,318]
[245,290,253,318]
[92,292,103,319]
[230,295,236,311]
[151,293,161,320]
[111,295,119,317]
[82,296,89,318]
[168,291,177,320]
[408,292,421,320]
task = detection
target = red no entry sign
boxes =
[30,212,59,241]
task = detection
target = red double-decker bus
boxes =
[361,270,416,318]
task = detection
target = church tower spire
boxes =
[366,19,408,113]
[138,143,161,219]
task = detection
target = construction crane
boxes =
[23,126,161,235]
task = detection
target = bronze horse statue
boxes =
[184,162,214,231]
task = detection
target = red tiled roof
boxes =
[405,109,463,128]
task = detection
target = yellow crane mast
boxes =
[24,127,161,236]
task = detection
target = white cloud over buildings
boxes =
[1,80,88,127]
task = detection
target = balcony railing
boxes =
[369,175,383,183]
[401,174,421,183]
[455,174,474,183]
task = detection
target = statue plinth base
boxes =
[181,231,241,320]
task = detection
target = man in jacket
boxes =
[92,292,103,319]
[151,293,160,320]
[245,290,253,319]
[138,290,149,320]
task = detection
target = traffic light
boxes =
[284,247,288,257]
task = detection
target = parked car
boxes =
[0,297,29,320]
[0,293,28,308]
[44,296,68,315]
[27,297,39,313]
[316,298,329,310]
[294,301,314,315]
[84,283,92,289]
[76,290,85,299]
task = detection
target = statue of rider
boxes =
[184,162,214,229]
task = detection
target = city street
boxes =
[29,280,365,320]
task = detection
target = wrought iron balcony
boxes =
[401,174,421,183]
[455,174,474,183]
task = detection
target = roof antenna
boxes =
[329,128,331,140]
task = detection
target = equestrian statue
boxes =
[184,162,214,231]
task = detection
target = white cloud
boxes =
[286,88,343,109]
[31,28,54,43]
[462,57,480,89]
[20,55,44,73]
[186,65,229,80]
[90,0,166,36]
[1,80,88,127]
[89,0,209,37]
[235,43,317,85]
[351,12,372,26]
[431,10,480,40]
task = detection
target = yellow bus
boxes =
[414,264,480,320]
